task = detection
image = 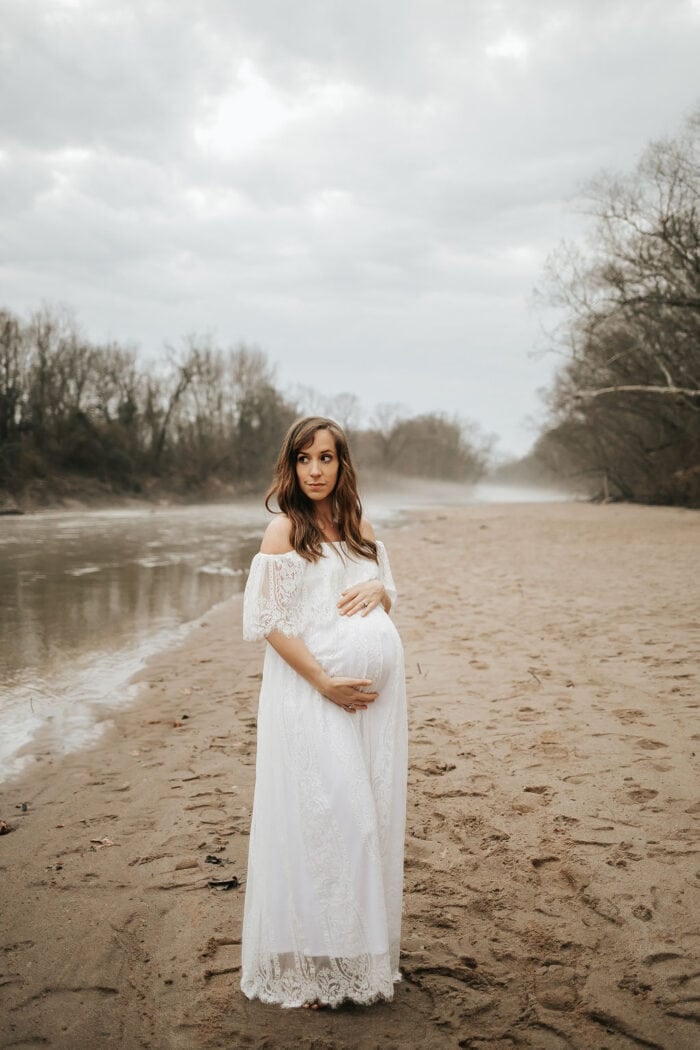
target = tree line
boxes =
[0,306,492,505]
[530,106,700,507]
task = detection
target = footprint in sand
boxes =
[553,814,579,827]
[613,708,651,725]
[417,760,457,776]
[533,859,580,898]
[524,784,553,796]
[517,706,541,722]
[531,855,560,869]
[626,788,659,803]
[529,741,570,761]
[78,814,120,827]
[1,940,35,952]
[424,786,469,800]
[401,959,499,1027]
[128,853,176,866]
[535,964,579,1013]
[606,841,643,868]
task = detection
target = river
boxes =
[0,481,569,781]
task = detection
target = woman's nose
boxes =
[309,462,321,476]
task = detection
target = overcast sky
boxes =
[1,0,699,455]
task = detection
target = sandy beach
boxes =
[1,501,698,1050]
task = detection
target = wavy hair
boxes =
[265,416,377,563]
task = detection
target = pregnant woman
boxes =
[240,416,408,1009]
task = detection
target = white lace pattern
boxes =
[240,540,407,1008]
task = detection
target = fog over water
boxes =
[0,482,568,781]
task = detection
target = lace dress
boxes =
[240,540,408,1008]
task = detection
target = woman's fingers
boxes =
[345,687,378,703]
[338,583,383,614]
[338,591,375,616]
[345,691,377,712]
[337,590,359,613]
[326,677,378,710]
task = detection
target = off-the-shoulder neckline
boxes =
[254,539,384,558]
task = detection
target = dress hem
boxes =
[240,970,403,1010]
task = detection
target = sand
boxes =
[1,501,698,1050]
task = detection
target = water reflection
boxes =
[0,503,267,778]
[0,504,265,686]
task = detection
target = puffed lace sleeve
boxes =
[242,552,306,641]
[376,540,398,609]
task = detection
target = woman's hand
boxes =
[337,579,388,617]
[264,632,377,714]
[321,676,378,713]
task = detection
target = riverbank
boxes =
[1,502,698,1049]
[0,471,572,517]
[0,474,250,515]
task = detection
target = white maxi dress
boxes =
[240,540,408,1008]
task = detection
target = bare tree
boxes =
[324,392,361,433]
[536,106,700,505]
[0,310,23,444]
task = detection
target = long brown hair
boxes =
[265,416,378,563]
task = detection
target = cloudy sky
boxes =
[1,0,699,454]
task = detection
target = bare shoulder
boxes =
[260,515,294,554]
[360,517,377,542]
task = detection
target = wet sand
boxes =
[1,502,698,1049]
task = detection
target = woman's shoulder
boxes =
[360,517,376,542]
[260,515,294,555]
[359,517,386,553]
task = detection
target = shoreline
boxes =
[1,501,698,1049]
[1,595,244,788]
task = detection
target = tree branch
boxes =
[574,384,700,400]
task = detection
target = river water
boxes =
[0,481,568,782]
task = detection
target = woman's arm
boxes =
[257,515,379,710]
[337,518,391,616]
[265,631,378,712]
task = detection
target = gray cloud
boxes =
[1,0,698,453]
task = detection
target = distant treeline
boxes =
[527,106,700,507]
[0,306,492,505]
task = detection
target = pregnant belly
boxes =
[307,610,402,692]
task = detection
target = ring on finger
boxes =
[362,600,369,608]
[347,705,355,712]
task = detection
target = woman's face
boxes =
[295,428,339,504]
